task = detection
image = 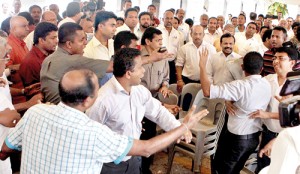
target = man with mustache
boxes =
[157,10,182,84]
[136,12,152,44]
[207,33,242,86]
[262,26,287,76]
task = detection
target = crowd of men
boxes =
[0,0,300,173]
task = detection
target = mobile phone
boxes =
[158,47,167,53]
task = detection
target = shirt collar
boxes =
[58,102,89,120]
[204,29,219,35]
[111,76,129,95]
[31,45,48,58]
[245,75,262,80]
[8,34,26,47]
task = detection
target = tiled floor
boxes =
[150,151,211,174]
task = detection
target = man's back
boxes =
[5,103,131,174]
[210,75,271,135]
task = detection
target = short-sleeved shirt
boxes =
[0,93,13,174]
[5,103,133,174]
[176,41,216,81]
[40,47,109,104]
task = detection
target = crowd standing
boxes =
[0,0,300,174]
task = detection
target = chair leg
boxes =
[166,143,176,174]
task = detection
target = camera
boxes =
[278,71,300,127]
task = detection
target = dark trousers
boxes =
[181,75,200,84]
[213,130,260,174]
[181,76,200,110]
[140,117,157,174]
[169,60,177,84]
[255,125,278,174]
[101,156,141,174]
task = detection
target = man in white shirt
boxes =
[0,36,21,174]
[250,47,298,173]
[117,0,132,18]
[176,25,216,92]
[235,14,246,33]
[200,51,271,174]
[87,48,192,174]
[235,22,260,56]
[207,33,242,86]
[203,17,221,45]
[200,14,209,30]
[157,10,182,84]
[176,9,190,42]
[115,8,138,35]
[286,17,294,40]
[217,15,225,35]
[57,2,82,28]
[83,11,116,86]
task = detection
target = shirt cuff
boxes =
[5,137,21,151]
[113,137,134,164]
[209,84,218,99]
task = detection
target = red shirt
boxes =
[7,34,29,103]
[7,34,29,66]
[19,46,48,87]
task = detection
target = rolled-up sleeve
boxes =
[175,47,185,67]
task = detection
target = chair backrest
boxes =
[179,83,201,118]
[158,93,178,105]
[198,98,226,125]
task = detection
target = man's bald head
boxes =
[10,16,29,39]
[59,69,99,107]
[42,11,57,25]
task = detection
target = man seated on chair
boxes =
[86,48,192,174]
[199,50,271,174]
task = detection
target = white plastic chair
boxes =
[166,98,226,174]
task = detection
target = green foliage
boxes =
[268,2,288,17]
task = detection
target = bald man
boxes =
[176,25,216,92]
[25,11,57,50]
[0,68,208,174]
[6,16,30,103]
[49,4,63,23]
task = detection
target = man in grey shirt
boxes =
[40,23,110,104]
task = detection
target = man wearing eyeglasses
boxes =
[249,47,298,173]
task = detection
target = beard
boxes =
[141,23,150,29]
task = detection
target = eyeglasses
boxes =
[272,56,291,61]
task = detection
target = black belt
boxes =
[262,124,279,137]
[227,131,261,140]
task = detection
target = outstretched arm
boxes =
[127,106,209,157]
